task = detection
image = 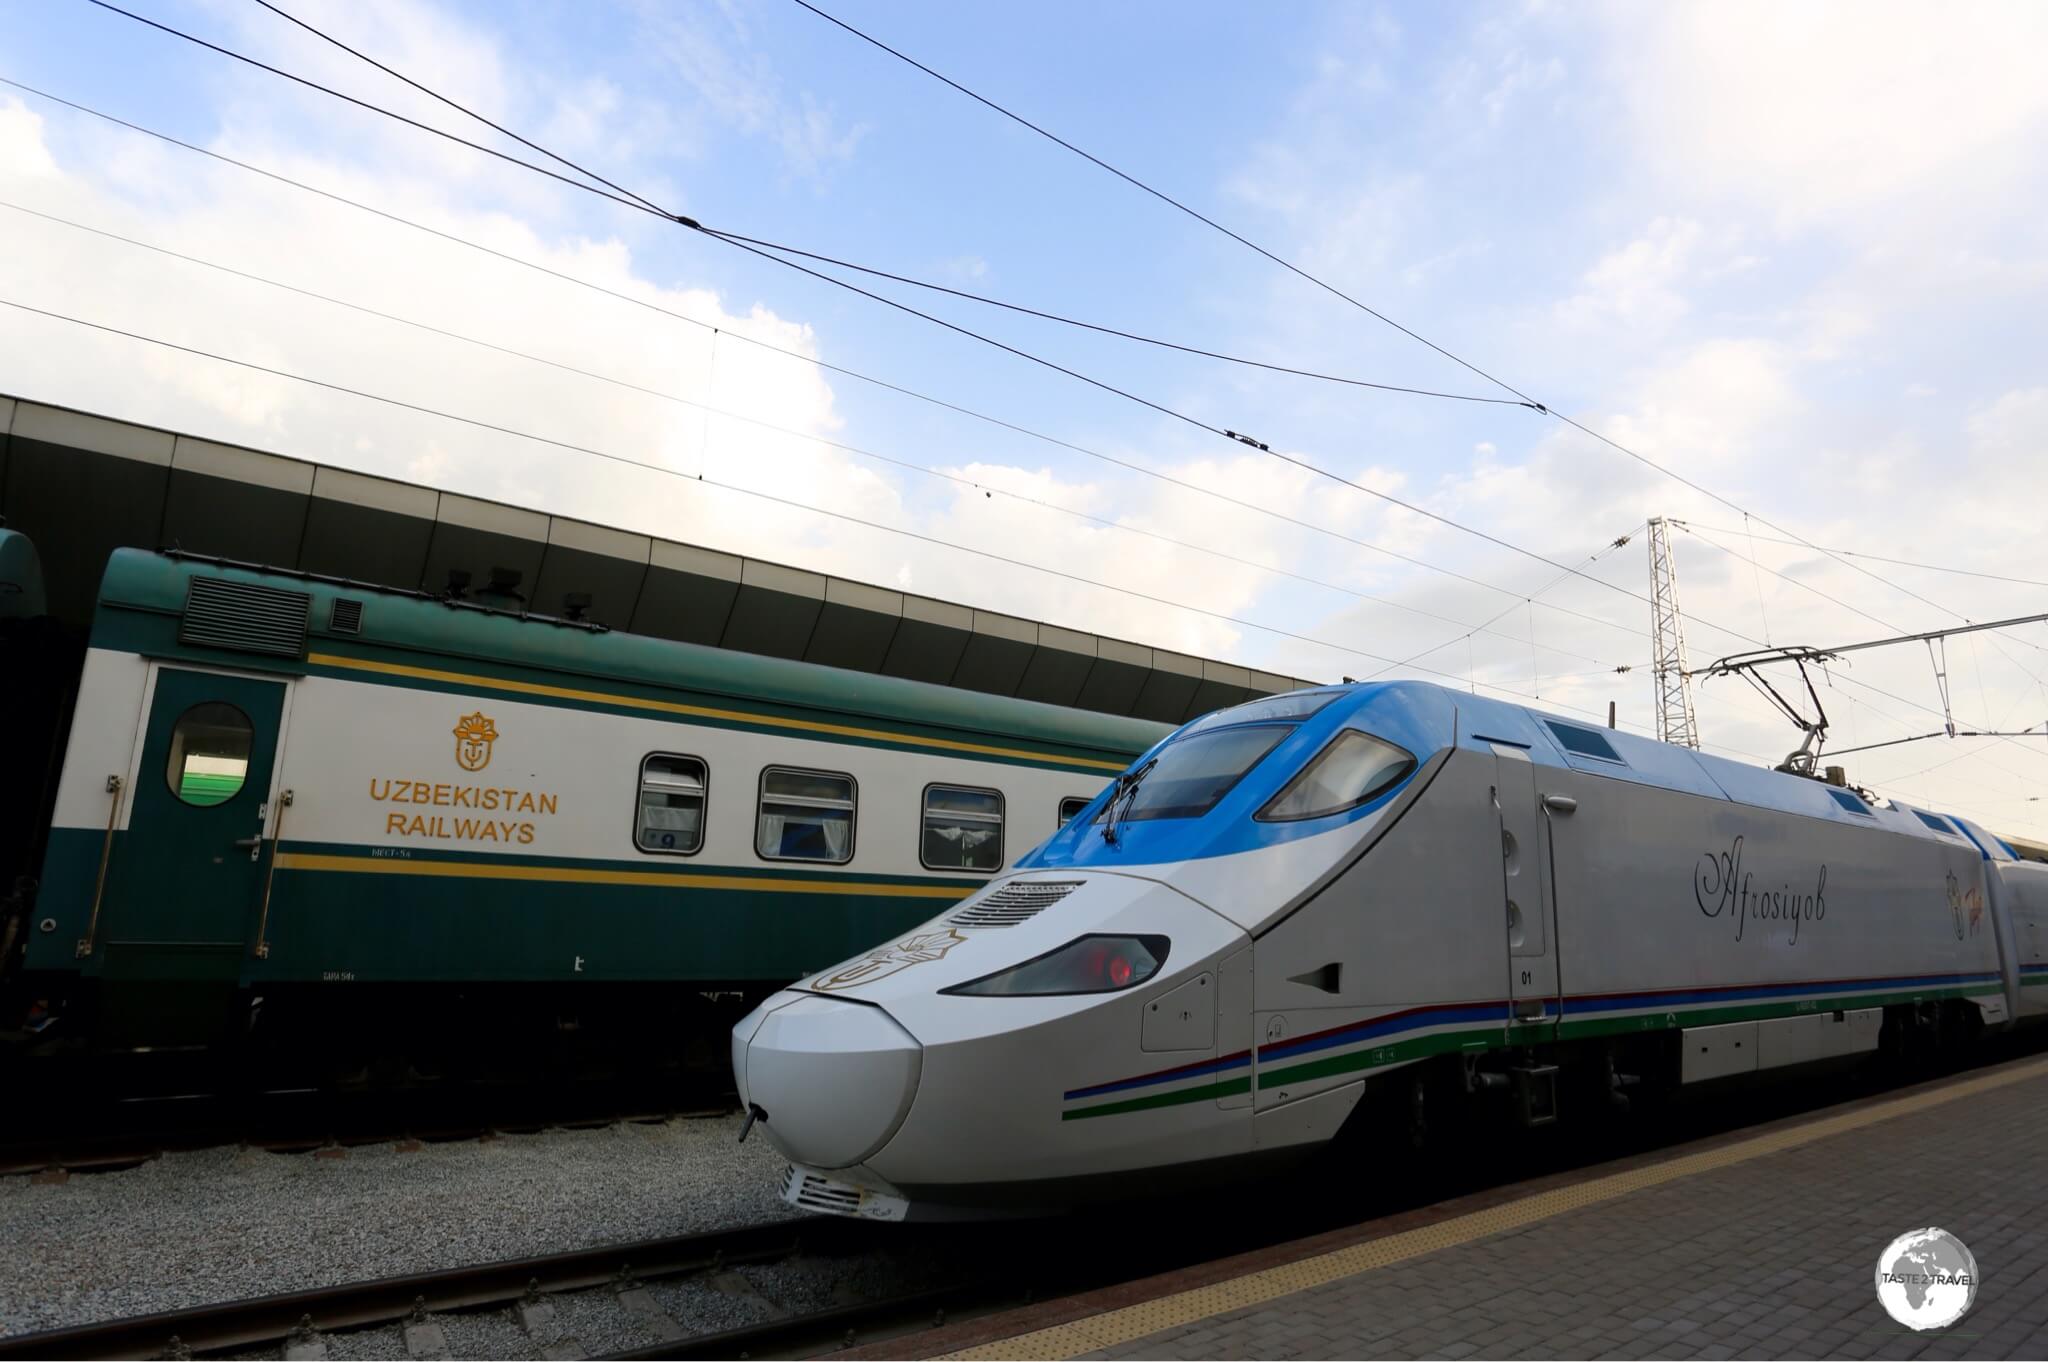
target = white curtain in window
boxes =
[820,815,850,859]
[759,809,850,860]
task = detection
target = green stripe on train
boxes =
[1062,983,2005,1120]
[31,829,983,983]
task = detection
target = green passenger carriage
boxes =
[15,544,1169,1068]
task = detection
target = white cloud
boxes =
[1555,217,1705,332]
[637,5,866,187]
[1606,1,2048,227]
[0,88,1324,673]
[1480,50,1565,125]
[0,100,57,178]
[9,0,2048,837]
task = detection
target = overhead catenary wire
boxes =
[1699,609,2048,671]
[81,4,1693,624]
[695,227,1528,406]
[1677,520,2048,767]
[1652,526,2047,791]
[76,1,1254,444]
[81,0,662,220]
[256,0,1510,409]
[17,83,2029,810]
[0,75,1657,648]
[0,197,1630,673]
[787,0,2048,674]
[38,14,2048,814]
[203,0,2048,708]
[246,0,678,220]
[161,0,2016,730]
[0,292,1671,728]
[783,0,1548,412]
[1818,727,2047,760]
[103,0,1518,407]
[1669,521,2048,591]
[81,0,1258,445]
[1677,521,1908,638]
[1679,522,2048,666]
[247,0,2042,706]
[1368,529,1644,680]
[705,231,1665,612]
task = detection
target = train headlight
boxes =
[942,934,1170,997]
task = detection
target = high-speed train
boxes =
[733,680,2048,1220]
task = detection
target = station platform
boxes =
[880,1053,2048,1360]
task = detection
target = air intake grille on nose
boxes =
[784,1166,862,1216]
[328,597,364,634]
[179,576,312,657]
[950,879,1081,927]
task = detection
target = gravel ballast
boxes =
[0,1113,795,1338]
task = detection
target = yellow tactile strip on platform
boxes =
[944,1056,2048,1360]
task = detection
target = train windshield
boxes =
[1113,724,1292,822]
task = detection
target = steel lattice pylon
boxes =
[1647,517,1701,748]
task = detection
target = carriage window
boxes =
[1258,729,1416,822]
[637,754,706,855]
[1059,795,1094,824]
[165,702,253,807]
[923,784,1004,872]
[757,767,855,863]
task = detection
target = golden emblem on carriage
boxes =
[453,711,499,772]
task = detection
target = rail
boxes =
[0,1218,870,1361]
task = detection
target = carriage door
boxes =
[105,667,289,964]
[1491,744,1560,1040]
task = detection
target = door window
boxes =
[637,754,707,855]
[165,701,254,807]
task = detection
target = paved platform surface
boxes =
[915,1054,2048,1360]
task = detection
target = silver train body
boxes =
[733,681,2048,1220]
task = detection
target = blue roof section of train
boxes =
[1021,679,1973,869]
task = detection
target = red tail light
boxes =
[944,934,1169,997]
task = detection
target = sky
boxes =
[3,0,2047,835]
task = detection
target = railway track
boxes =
[0,1217,876,1361]
[0,1074,736,1178]
[9,1034,2041,1361]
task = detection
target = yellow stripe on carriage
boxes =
[306,652,1128,772]
[273,852,975,898]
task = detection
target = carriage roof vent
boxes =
[1544,719,1624,764]
[179,575,312,658]
[328,597,364,635]
[950,879,1081,927]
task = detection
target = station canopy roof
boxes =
[0,393,1321,724]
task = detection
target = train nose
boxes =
[742,995,922,1170]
